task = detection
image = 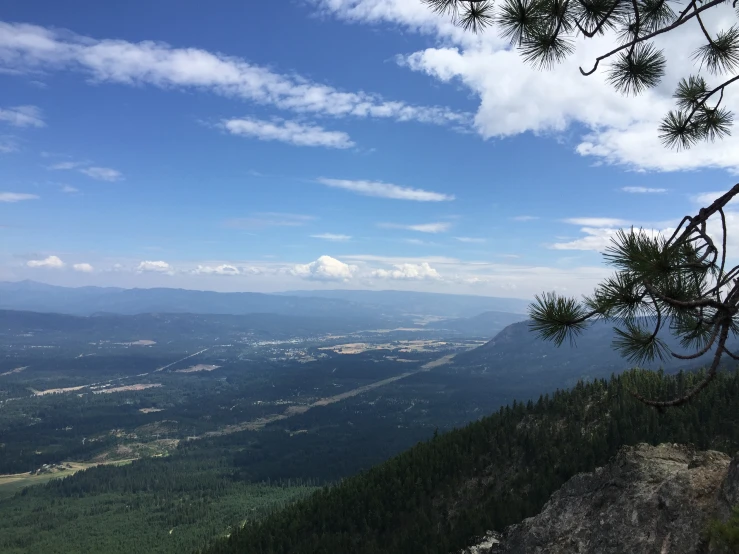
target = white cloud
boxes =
[512,215,539,222]
[317,178,454,201]
[313,1,739,173]
[225,213,315,229]
[61,185,79,193]
[73,262,94,272]
[454,236,485,243]
[311,233,352,241]
[193,264,240,275]
[379,222,451,233]
[0,192,38,202]
[27,255,64,268]
[372,262,441,280]
[291,255,357,281]
[562,217,631,227]
[222,117,354,149]
[137,260,172,273]
[621,187,667,194]
[550,226,668,252]
[0,21,467,128]
[0,105,44,127]
[80,166,122,181]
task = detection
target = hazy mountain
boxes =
[281,289,532,317]
[0,281,396,320]
[0,281,530,320]
[0,309,387,342]
[453,318,736,391]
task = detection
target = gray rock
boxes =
[461,443,738,554]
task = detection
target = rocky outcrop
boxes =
[462,443,739,554]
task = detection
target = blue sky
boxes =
[2,0,738,298]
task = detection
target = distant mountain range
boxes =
[0,281,531,320]
[0,309,391,343]
[283,289,532,317]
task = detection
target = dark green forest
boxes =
[206,367,739,554]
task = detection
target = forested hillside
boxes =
[206,367,739,554]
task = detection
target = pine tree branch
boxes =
[579,0,726,76]
[630,322,729,407]
[670,322,720,359]
[576,0,622,38]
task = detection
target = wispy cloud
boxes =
[621,186,667,194]
[372,262,441,280]
[317,178,454,202]
[225,213,315,229]
[311,233,352,241]
[0,105,44,127]
[73,262,94,272]
[61,185,79,193]
[27,255,64,268]
[0,192,38,202]
[0,22,468,128]
[79,167,123,182]
[193,264,240,275]
[0,136,18,153]
[511,215,539,222]
[379,222,451,233]
[562,217,630,227]
[454,236,485,243]
[48,161,84,170]
[222,118,355,149]
[48,160,123,181]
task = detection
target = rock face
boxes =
[462,443,739,554]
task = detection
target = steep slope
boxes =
[203,368,739,554]
[452,319,739,392]
[465,443,739,553]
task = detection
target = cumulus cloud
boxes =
[317,178,454,201]
[0,192,38,202]
[73,262,93,272]
[80,166,123,181]
[291,255,357,281]
[372,262,441,280]
[622,187,667,194]
[137,260,172,273]
[27,255,64,268]
[313,1,739,172]
[225,213,315,229]
[379,222,451,233]
[0,21,467,128]
[311,233,352,241]
[222,117,354,149]
[193,264,240,275]
[0,105,44,127]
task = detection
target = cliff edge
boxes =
[462,443,739,554]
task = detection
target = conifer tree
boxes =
[423,0,739,406]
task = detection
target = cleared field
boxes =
[175,364,221,373]
[0,459,134,500]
